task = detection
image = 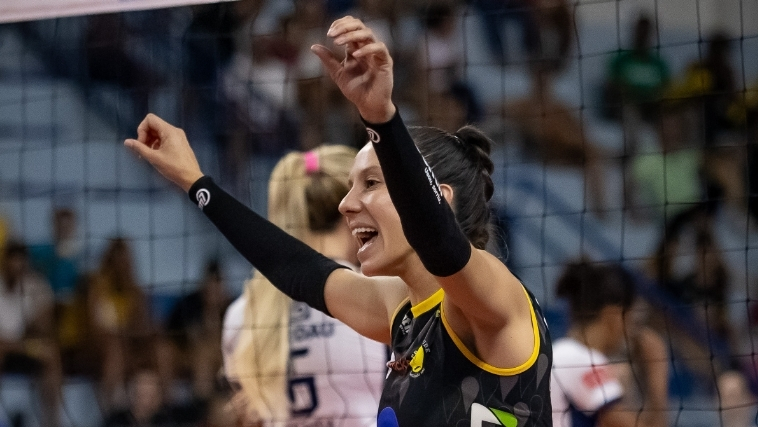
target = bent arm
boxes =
[364,111,471,277]
[365,111,526,327]
[188,176,344,315]
[187,176,398,342]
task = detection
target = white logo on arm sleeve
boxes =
[196,188,211,209]
[366,128,381,143]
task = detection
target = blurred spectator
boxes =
[288,0,335,149]
[220,16,301,191]
[528,0,573,85]
[182,0,263,184]
[29,207,82,303]
[663,33,744,215]
[102,370,177,427]
[89,238,170,412]
[0,241,62,427]
[551,260,668,427]
[599,13,670,216]
[651,205,729,330]
[183,0,263,101]
[164,260,232,401]
[84,13,165,122]
[668,32,737,147]
[648,204,734,379]
[501,82,608,216]
[631,102,703,220]
[414,2,483,130]
[469,0,539,65]
[57,274,101,376]
[721,78,758,221]
[602,13,669,153]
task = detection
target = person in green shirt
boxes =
[604,14,669,122]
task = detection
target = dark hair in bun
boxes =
[409,125,495,250]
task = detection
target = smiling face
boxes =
[339,144,415,277]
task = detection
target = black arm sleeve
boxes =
[188,176,346,316]
[363,110,471,277]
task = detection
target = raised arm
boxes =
[313,17,534,366]
[124,114,399,343]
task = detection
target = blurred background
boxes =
[0,0,757,425]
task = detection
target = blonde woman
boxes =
[223,145,388,427]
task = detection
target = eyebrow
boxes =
[363,165,382,175]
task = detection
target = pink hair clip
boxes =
[304,150,319,174]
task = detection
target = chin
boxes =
[359,262,382,277]
[358,254,395,277]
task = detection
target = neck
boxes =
[567,322,613,355]
[398,256,441,306]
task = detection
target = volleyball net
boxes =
[0,0,757,426]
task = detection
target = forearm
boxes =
[635,328,670,427]
[188,176,345,315]
[362,110,471,277]
[640,362,669,427]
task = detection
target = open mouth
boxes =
[352,227,378,252]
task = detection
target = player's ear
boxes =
[440,184,454,206]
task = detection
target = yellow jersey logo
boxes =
[409,345,425,376]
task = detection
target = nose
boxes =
[339,185,360,216]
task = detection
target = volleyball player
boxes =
[551,261,668,427]
[223,145,387,426]
[125,16,551,426]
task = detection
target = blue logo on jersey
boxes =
[377,407,399,427]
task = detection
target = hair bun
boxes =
[454,126,494,201]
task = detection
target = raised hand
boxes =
[311,16,396,124]
[124,114,204,192]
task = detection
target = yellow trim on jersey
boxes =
[440,286,540,376]
[410,288,445,318]
[388,288,445,331]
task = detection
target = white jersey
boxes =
[0,273,53,341]
[284,300,386,427]
[222,295,247,380]
[223,261,388,427]
[551,338,624,427]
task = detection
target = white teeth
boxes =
[351,227,377,236]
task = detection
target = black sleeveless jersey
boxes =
[378,287,553,427]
